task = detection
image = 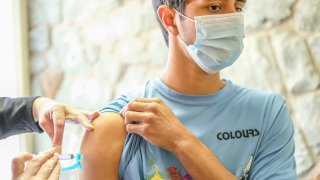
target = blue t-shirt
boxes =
[101,78,297,180]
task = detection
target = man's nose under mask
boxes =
[174,9,245,74]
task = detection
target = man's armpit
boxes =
[80,112,127,180]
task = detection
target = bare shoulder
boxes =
[80,112,127,180]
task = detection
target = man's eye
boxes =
[235,7,243,12]
[208,5,222,12]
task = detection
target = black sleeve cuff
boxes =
[26,96,44,133]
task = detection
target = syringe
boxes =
[58,153,84,172]
[59,154,75,160]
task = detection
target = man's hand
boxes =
[122,98,237,179]
[32,97,99,151]
[11,148,60,180]
[121,98,192,153]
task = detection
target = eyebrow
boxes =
[203,0,247,3]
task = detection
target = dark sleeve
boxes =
[0,97,43,139]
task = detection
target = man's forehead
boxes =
[201,0,247,3]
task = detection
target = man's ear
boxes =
[157,5,179,36]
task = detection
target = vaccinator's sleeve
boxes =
[0,97,43,139]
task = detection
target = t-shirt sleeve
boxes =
[99,95,131,113]
[99,94,143,179]
[249,95,297,180]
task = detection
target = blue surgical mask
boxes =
[175,10,245,74]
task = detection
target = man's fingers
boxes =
[48,162,61,180]
[126,101,147,112]
[124,111,151,125]
[120,105,128,117]
[52,108,66,147]
[133,98,163,103]
[24,148,55,176]
[36,153,59,179]
[126,100,162,114]
[126,123,144,134]
[11,153,33,179]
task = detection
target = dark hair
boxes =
[152,0,189,46]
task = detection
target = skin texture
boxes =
[32,97,98,152]
[80,0,246,179]
[80,112,127,180]
[10,97,99,180]
[11,148,61,180]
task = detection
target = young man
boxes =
[80,0,297,179]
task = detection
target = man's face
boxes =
[177,0,246,45]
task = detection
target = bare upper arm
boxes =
[80,112,127,180]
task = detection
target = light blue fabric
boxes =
[100,78,297,180]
